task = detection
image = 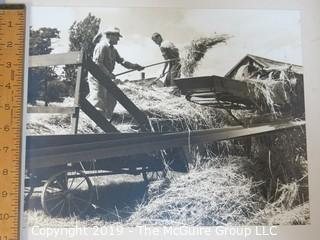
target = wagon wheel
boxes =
[41,170,94,217]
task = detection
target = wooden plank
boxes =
[27,132,159,149]
[71,51,84,134]
[25,123,269,152]
[29,51,82,67]
[176,76,258,107]
[175,76,250,99]
[28,125,246,157]
[71,107,80,134]
[80,98,119,133]
[27,106,76,114]
[190,99,243,105]
[190,98,218,102]
[189,101,251,110]
[190,92,216,98]
[86,57,149,130]
[26,120,305,169]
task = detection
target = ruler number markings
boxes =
[0,5,25,240]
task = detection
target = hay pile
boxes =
[118,81,228,131]
[245,79,291,114]
[26,113,103,135]
[233,62,302,114]
[236,126,308,211]
[181,35,231,77]
[26,82,230,135]
[27,98,70,135]
[27,97,104,135]
[127,160,262,226]
[126,141,309,226]
[221,78,298,114]
[244,78,297,114]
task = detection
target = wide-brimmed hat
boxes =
[105,27,123,37]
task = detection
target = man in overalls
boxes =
[88,27,144,119]
[151,32,181,88]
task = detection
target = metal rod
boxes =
[115,58,178,77]
[66,170,142,177]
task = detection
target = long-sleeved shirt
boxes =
[92,40,124,79]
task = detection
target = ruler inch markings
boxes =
[0,5,25,240]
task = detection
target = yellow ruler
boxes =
[0,4,25,240]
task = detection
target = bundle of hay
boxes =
[223,78,297,114]
[234,64,301,114]
[245,80,281,113]
[181,35,231,77]
[127,161,262,226]
[117,81,229,131]
[239,126,308,205]
[230,58,303,115]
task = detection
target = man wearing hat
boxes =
[88,27,144,119]
[151,32,181,88]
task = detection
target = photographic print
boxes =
[24,6,309,229]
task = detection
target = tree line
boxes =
[28,13,101,104]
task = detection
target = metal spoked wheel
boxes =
[41,170,94,217]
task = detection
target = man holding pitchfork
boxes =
[88,27,144,119]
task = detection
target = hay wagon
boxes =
[25,132,180,217]
[25,51,190,217]
[25,51,305,218]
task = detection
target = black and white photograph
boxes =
[24,6,309,230]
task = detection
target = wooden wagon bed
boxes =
[175,75,257,109]
[26,119,305,169]
[174,75,303,114]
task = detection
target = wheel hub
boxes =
[66,192,73,199]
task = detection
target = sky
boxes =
[29,7,303,80]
